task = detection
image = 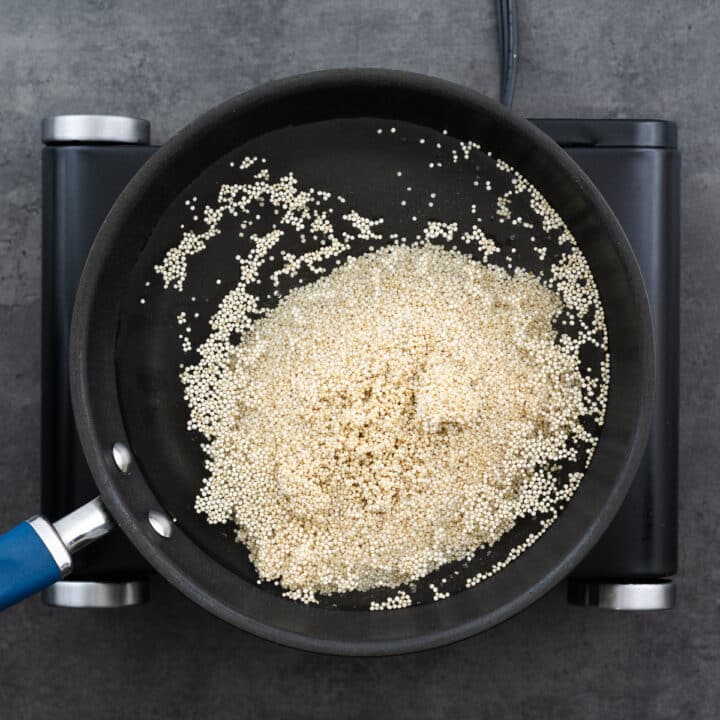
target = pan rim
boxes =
[69,67,655,655]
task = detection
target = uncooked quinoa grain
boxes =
[154,126,610,607]
[185,244,590,601]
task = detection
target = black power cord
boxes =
[495,0,518,106]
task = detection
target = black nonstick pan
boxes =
[0,69,654,655]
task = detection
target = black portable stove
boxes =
[39,114,679,612]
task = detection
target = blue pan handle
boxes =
[0,498,114,610]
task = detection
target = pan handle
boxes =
[0,497,114,610]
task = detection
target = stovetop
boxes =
[39,114,679,612]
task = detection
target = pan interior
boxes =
[116,116,604,611]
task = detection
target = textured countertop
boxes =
[1,2,718,718]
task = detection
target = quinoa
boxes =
[153,126,610,606]
[184,244,594,602]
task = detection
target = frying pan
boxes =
[0,69,654,655]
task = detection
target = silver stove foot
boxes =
[567,579,675,610]
[42,580,149,608]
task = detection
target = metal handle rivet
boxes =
[148,510,173,538]
[112,442,133,474]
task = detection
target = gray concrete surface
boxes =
[1,1,718,718]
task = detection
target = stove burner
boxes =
[39,114,679,611]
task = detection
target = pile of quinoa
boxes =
[183,244,594,603]
[153,130,609,606]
